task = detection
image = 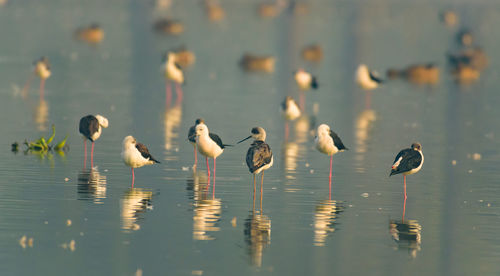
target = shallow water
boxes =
[1,1,500,275]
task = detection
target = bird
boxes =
[294,69,318,110]
[188,118,205,169]
[162,52,185,106]
[315,124,348,196]
[281,96,301,140]
[79,114,109,168]
[34,57,51,101]
[74,23,104,44]
[301,44,323,63]
[355,64,383,90]
[194,123,231,189]
[121,136,160,187]
[239,54,275,73]
[390,143,424,201]
[238,127,273,201]
[294,69,318,91]
[386,64,440,85]
[153,19,184,35]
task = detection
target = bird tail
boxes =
[222,144,233,148]
[389,170,398,176]
[151,158,161,164]
[311,77,319,89]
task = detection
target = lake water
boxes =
[1,0,500,275]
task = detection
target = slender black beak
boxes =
[237,136,252,144]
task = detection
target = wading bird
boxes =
[79,114,109,168]
[121,136,160,187]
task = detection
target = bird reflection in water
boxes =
[34,99,49,131]
[354,109,376,172]
[77,168,107,204]
[120,188,153,232]
[188,170,221,240]
[244,188,271,267]
[389,219,422,258]
[313,199,344,247]
[164,103,182,155]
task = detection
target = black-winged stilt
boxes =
[194,123,231,192]
[390,143,424,219]
[294,68,318,110]
[121,136,160,187]
[238,127,273,203]
[79,114,109,168]
[315,124,348,198]
[162,52,184,106]
[355,64,383,90]
[281,96,301,140]
[74,23,104,44]
[188,118,205,169]
[34,57,51,101]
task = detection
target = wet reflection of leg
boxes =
[175,82,183,104]
[260,172,264,211]
[165,80,172,107]
[91,141,95,168]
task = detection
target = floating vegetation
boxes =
[13,124,69,155]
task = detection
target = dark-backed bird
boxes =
[188,118,205,169]
[390,143,424,201]
[121,136,160,187]
[315,124,348,195]
[294,69,318,91]
[238,127,273,199]
[79,114,109,168]
[194,123,231,186]
[34,57,51,101]
[281,96,301,140]
[355,64,383,90]
[162,52,185,106]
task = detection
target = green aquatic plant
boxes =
[13,124,69,154]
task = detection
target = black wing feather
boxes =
[390,149,421,175]
[329,130,348,151]
[246,141,273,173]
[369,71,383,83]
[187,125,196,143]
[79,115,99,142]
[136,143,160,163]
[209,133,232,149]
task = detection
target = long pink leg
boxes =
[40,79,45,101]
[206,157,211,188]
[91,142,95,168]
[193,145,198,169]
[329,155,333,200]
[83,140,87,170]
[175,82,183,105]
[402,175,407,221]
[365,91,372,109]
[260,171,264,211]
[131,168,135,188]
[212,158,216,199]
[165,80,172,108]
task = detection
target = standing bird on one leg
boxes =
[162,52,184,106]
[121,136,160,187]
[238,127,273,206]
[390,143,424,220]
[315,124,348,199]
[188,118,205,169]
[34,57,51,101]
[355,64,383,109]
[294,69,318,110]
[79,114,109,169]
[281,96,301,140]
[194,123,231,194]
